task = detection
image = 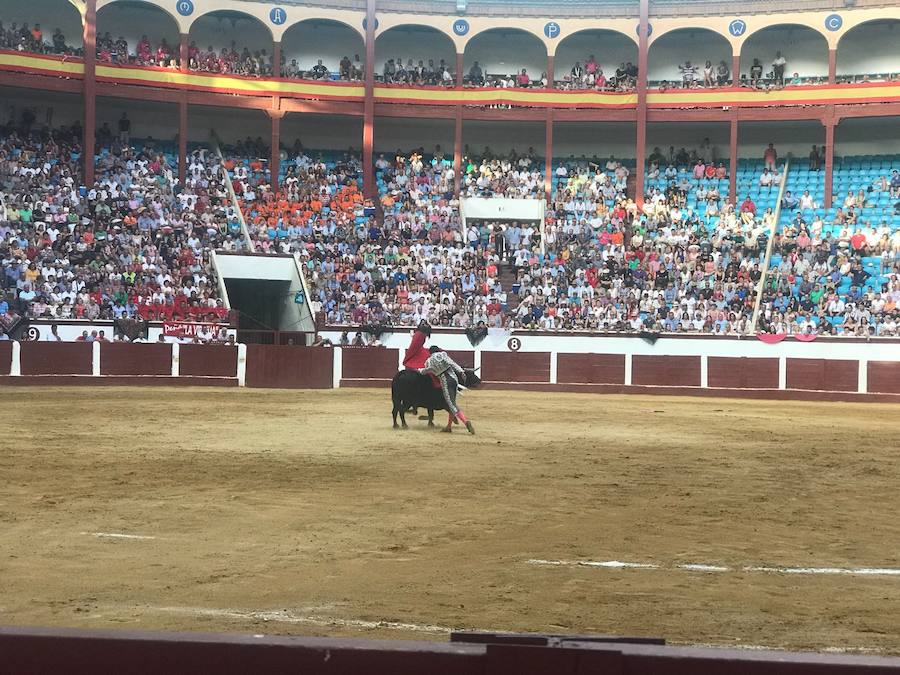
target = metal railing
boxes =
[750,155,791,334]
[211,132,255,253]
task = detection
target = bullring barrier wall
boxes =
[2,336,900,401]
[1,624,899,674]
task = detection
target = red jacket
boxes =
[402,329,430,369]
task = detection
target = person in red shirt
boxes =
[399,321,439,418]
[740,195,757,214]
[740,195,757,225]
[402,320,432,370]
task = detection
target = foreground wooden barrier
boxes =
[0,626,897,674]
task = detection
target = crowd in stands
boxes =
[228,141,366,256]
[96,33,179,68]
[0,116,236,332]
[227,139,773,333]
[187,42,273,76]
[657,52,793,90]
[3,110,898,338]
[560,57,638,91]
[461,150,544,199]
[465,62,549,89]
[206,139,900,336]
[7,19,899,93]
[757,160,900,336]
[286,55,363,81]
[0,22,76,56]
[381,58,454,86]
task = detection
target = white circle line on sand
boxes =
[526,559,900,577]
[526,559,659,569]
[82,532,157,540]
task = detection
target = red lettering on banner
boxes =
[163,322,220,338]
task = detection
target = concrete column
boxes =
[828,49,836,85]
[178,99,187,187]
[634,0,649,209]
[179,33,188,73]
[454,107,462,197]
[731,53,740,85]
[729,112,738,205]
[269,109,283,192]
[171,342,180,377]
[362,0,376,198]
[549,351,558,384]
[544,110,553,202]
[273,41,282,78]
[82,0,97,186]
[624,353,633,386]
[824,116,835,209]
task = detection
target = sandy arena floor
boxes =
[1,386,899,654]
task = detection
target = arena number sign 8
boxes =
[507,337,521,352]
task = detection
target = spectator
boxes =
[716,60,730,86]
[781,191,799,211]
[311,59,329,80]
[679,60,697,88]
[117,113,130,144]
[772,51,786,86]
[763,143,777,171]
[809,145,821,171]
[750,59,763,87]
[703,60,714,88]
[468,60,484,86]
[516,68,531,88]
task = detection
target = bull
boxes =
[391,368,481,430]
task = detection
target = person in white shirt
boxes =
[772,51,787,85]
[799,191,815,210]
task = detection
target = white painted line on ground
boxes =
[691,643,886,655]
[528,559,658,569]
[150,606,453,634]
[744,566,900,576]
[82,532,157,540]
[528,559,900,577]
[580,560,659,569]
[678,564,729,572]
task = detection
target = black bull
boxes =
[391,368,481,429]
